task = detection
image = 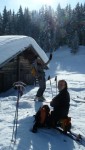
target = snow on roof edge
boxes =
[0,35,49,68]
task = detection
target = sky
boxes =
[0,0,85,12]
[0,36,85,149]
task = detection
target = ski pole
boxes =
[55,75,57,95]
[48,75,53,98]
[11,81,26,144]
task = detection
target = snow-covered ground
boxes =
[0,45,85,150]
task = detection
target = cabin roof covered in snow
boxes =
[0,35,49,68]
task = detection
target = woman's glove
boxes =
[49,53,52,61]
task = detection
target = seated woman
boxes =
[32,80,70,133]
[50,80,70,127]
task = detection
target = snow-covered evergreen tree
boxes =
[71,31,79,54]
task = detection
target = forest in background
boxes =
[0,3,85,53]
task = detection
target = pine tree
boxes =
[71,31,79,54]
[24,8,31,35]
[16,6,25,34]
[10,11,17,34]
[2,6,8,34]
[0,13,2,35]
[5,10,12,34]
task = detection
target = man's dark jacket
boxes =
[50,88,70,120]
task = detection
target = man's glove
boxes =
[49,53,52,61]
[48,75,50,80]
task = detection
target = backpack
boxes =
[34,105,50,125]
[31,66,37,77]
[32,105,50,133]
[58,117,71,133]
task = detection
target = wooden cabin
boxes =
[0,36,49,93]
